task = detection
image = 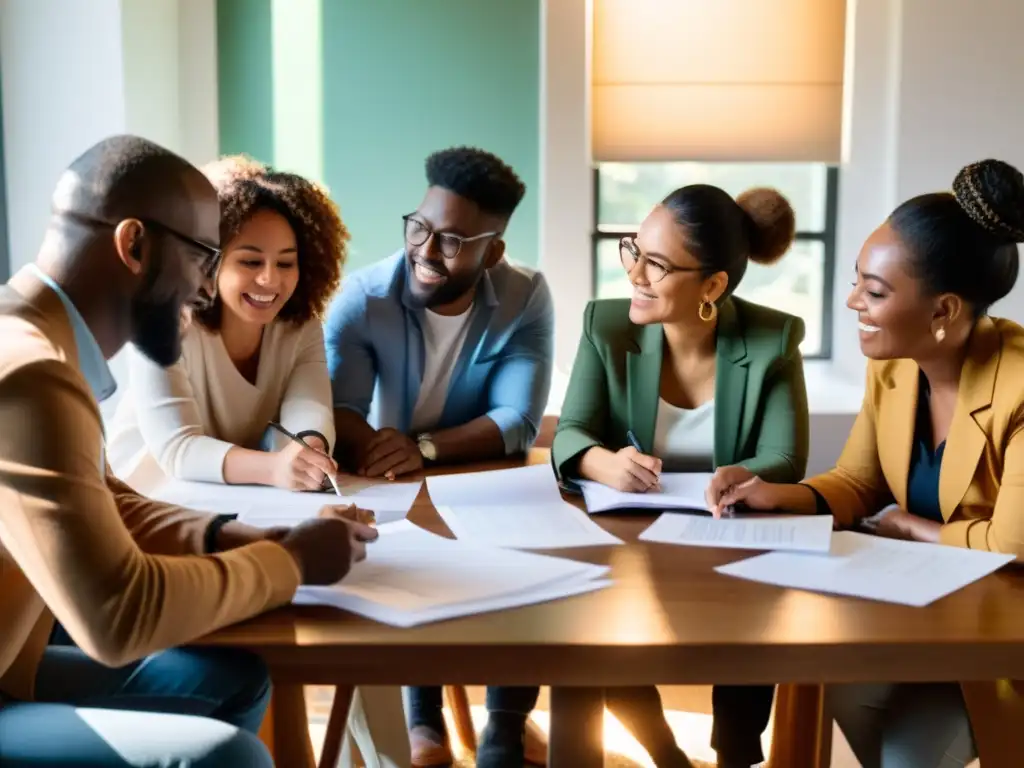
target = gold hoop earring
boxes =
[935,327,946,343]
[698,298,717,323]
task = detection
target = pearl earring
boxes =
[935,327,946,343]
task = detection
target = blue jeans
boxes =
[0,642,273,767]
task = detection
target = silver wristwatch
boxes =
[416,433,438,462]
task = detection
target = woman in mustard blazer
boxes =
[719,159,1024,767]
[552,184,810,768]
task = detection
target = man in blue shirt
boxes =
[325,147,553,767]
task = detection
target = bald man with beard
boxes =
[0,136,376,767]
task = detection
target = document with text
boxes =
[426,465,622,549]
[293,521,612,626]
[715,531,1015,606]
[640,513,834,552]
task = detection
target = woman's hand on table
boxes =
[578,446,662,493]
[711,476,783,518]
[704,465,756,515]
[860,505,941,543]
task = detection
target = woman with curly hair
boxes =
[107,155,347,490]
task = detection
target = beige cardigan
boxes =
[107,317,335,483]
[0,269,300,701]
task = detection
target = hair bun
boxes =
[952,159,1024,243]
[736,187,796,265]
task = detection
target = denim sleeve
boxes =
[485,274,555,455]
[323,280,377,418]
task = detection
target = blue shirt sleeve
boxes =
[323,279,377,418]
[485,273,555,454]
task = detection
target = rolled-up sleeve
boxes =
[324,280,377,418]
[485,274,555,454]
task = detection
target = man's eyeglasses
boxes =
[59,211,222,308]
[403,214,500,260]
[619,236,702,284]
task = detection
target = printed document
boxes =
[293,521,612,626]
[715,530,1014,606]
[640,513,834,552]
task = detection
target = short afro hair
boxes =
[192,155,349,330]
[425,146,526,219]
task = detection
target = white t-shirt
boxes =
[409,305,474,433]
[652,397,716,472]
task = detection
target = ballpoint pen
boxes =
[268,421,343,496]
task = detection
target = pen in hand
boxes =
[626,430,662,492]
[268,421,342,497]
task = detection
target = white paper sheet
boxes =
[715,530,1015,606]
[640,513,834,552]
[149,478,422,527]
[292,521,612,626]
[425,465,623,549]
[579,472,715,514]
[434,503,622,549]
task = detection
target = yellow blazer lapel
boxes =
[939,318,999,519]
[877,361,918,510]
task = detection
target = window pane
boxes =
[597,162,828,233]
[594,238,824,356]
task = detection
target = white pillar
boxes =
[539,0,593,374]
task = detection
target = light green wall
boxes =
[217,0,274,164]
[216,0,541,271]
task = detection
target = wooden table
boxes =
[203,452,1024,766]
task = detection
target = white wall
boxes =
[0,0,128,272]
[0,0,219,274]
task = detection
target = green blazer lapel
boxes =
[626,322,663,452]
[713,299,749,467]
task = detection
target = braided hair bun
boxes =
[952,159,1024,244]
[736,187,797,265]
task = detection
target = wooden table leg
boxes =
[269,683,317,768]
[768,683,832,768]
[319,686,355,768]
[549,687,604,768]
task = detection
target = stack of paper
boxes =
[640,513,834,552]
[579,472,714,514]
[293,521,612,626]
[149,477,422,527]
[716,531,1015,606]
[425,465,622,549]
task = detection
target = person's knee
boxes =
[203,728,275,768]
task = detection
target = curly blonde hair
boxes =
[192,154,349,330]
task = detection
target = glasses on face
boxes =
[60,212,222,309]
[403,214,500,260]
[619,236,703,283]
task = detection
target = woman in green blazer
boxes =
[552,184,810,768]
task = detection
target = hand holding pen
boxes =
[579,430,663,493]
[268,421,343,495]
